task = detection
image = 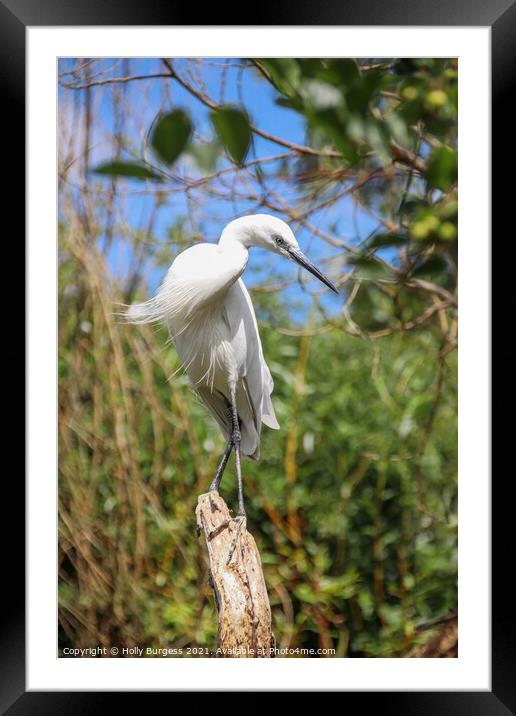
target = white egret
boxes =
[126,214,338,517]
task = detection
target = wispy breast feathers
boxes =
[123,272,219,328]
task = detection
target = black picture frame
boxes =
[7,0,512,710]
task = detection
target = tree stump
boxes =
[196,491,274,658]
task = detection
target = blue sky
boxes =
[58,58,380,317]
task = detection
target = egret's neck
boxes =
[218,222,254,250]
[217,226,250,277]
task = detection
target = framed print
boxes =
[5,0,512,709]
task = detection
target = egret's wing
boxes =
[259,362,280,430]
[224,279,280,453]
[124,243,244,330]
[237,280,279,431]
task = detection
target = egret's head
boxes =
[223,213,339,294]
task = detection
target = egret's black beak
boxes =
[287,247,339,294]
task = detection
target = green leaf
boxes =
[320,59,360,88]
[399,199,431,222]
[92,161,162,181]
[275,96,304,112]
[150,110,192,166]
[334,59,361,86]
[348,255,394,280]
[308,108,359,166]
[385,113,412,149]
[210,106,251,166]
[411,255,448,277]
[394,59,421,75]
[424,115,456,140]
[293,584,319,605]
[256,59,301,98]
[186,140,221,172]
[365,119,392,164]
[369,232,407,249]
[425,146,458,191]
[296,58,322,78]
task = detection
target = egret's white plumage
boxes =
[126,213,338,513]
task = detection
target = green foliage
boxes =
[92,59,458,286]
[210,106,252,165]
[150,110,193,166]
[254,57,458,288]
[93,161,163,181]
[425,146,458,192]
[185,139,222,172]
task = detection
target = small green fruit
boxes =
[401,86,418,101]
[425,90,448,109]
[410,221,430,240]
[438,221,457,241]
[424,215,441,232]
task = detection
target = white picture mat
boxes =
[27,25,490,691]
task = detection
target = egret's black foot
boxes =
[209,435,233,493]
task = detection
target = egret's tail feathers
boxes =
[240,422,260,461]
[245,446,260,461]
[261,365,280,430]
[262,412,280,430]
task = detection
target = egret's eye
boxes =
[273,234,287,248]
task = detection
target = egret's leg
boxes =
[229,384,246,517]
[209,436,233,493]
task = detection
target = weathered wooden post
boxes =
[196,491,274,658]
